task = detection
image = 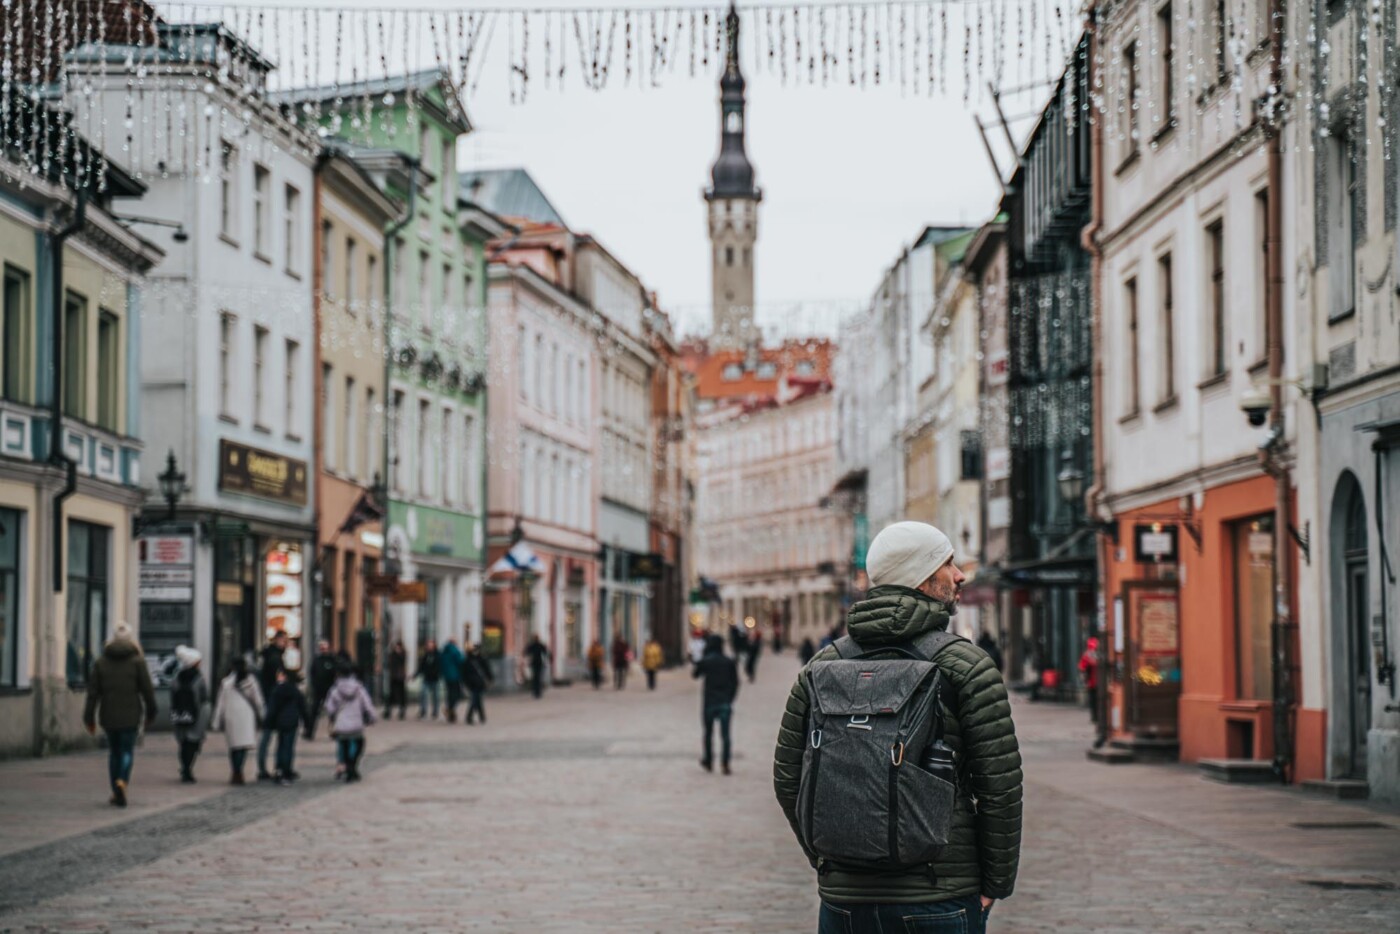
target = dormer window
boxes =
[726,111,742,134]
[722,363,743,381]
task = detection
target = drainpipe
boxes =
[49,190,86,593]
[381,158,419,659]
[1264,0,1294,783]
[1079,11,1110,747]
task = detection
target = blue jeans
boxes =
[419,680,441,717]
[105,728,137,792]
[275,729,298,776]
[702,703,732,767]
[819,896,988,934]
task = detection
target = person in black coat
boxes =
[798,637,817,665]
[255,631,288,780]
[692,634,740,775]
[743,630,762,684]
[463,644,494,724]
[305,640,338,739]
[977,630,1005,672]
[524,636,551,700]
[416,639,442,720]
[384,639,408,720]
[264,669,311,784]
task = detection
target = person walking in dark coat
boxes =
[692,635,739,774]
[524,635,550,699]
[440,638,466,723]
[416,639,441,720]
[384,639,408,720]
[463,644,494,724]
[264,669,311,784]
[611,636,631,690]
[255,630,288,780]
[743,630,762,683]
[798,637,817,664]
[305,640,337,739]
[170,645,210,783]
[586,639,606,689]
[83,622,157,807]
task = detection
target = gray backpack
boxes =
[796,629,964,873]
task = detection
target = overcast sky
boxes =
[236,0,1063,337]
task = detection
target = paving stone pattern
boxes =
[1,654,1398,932]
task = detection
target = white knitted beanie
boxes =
[866,521,955,589]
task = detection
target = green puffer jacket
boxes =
[772,585,1023,904]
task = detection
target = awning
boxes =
[830,468,868,494]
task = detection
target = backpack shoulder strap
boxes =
[908,629,966,662]
[832,635,863,659]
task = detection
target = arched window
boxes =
[725,246,735,267]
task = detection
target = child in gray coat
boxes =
[323,660,375,782]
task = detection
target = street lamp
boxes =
[157,450,187,521]
[1057,451,1084,509]
[114,213,190,243]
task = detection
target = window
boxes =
[1255,187,1269,355]
[65,520,110,685]
[1213,0,1228,82]
[795,359,815,377]
[219,143,237,239]
[252,164,271,257]
[1328,131,1359,322]
[390,389,405,491]
[96,311,119,432]
[0,507,20,687]
[420,123,432,163]
[440,406,452,503]
[418,398,432,497]
[442,262,452,308]
[1206,221,1226,376]
[3,266,31,402]
[462,412,477,510]
[320,220,334,298]
[757,361,776,380]
[725,246,734,267]
[959,430,982,480]
[442,138,455,203]
[63,292,86,419]
[1124,41,1140,155]
[219,313,236,419]
[253,326,270,428]
[418,250,431,321]
[393,237,407,315]
[551,342,560,415]
[322,364,336,472]
[517,325,529,402]
[551,453,562,524]
[365,387,378,480]
[1157,3,1175,126]
[284,340,300,438]
[345,237,358,307]
[742,246,750,267]
[284,185,301,274]
[534,334,544,406]
[1125,277,1140,414]
[344,376,357,479]
[367,255,379,317]
[1158,253,1175,402]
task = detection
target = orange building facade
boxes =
[1101,473,1322,781]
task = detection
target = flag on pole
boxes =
[489,541,546,576]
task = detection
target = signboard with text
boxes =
[218,439,308,506]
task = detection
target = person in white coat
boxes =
[211,656,265,785]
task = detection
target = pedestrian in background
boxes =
[524,635,551,699]
[798,637,817,665]
[729,622,747,659]
[385,638,408,720]
[743,629,762,683]
[324,659,376,783]
[255,630,288,781]
[464,643,494,723]
[82,622,157,807]
[211,656,264,786]
[1079,636,1100,724]
[642,638,664,690]
[170,645,209,784]
[305,639,337,739]
[692,634,739,775]
[416,638,441,720]
[978,630,1004,672]
[587,639,606,689]
[440,638,466,722]
[265,669,311,784]
[611,635,631,690]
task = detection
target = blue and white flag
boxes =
[489,541,546,576]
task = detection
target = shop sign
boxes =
[392,580,429,603]
[986,350,1009,388]
[140,535,192,566]
[139,534,194,602]
[218,439,308,506]
[1133,524,1178,563]
[627,552,666,580]
[215,581,244,606]
[366,574,399,597]
[987,497,1010,529]
[986,447,1010,483]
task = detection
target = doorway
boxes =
[1336,474,1371,778]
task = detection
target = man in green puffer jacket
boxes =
[773,521,1022,933]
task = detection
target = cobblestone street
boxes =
[3,653,1399,932]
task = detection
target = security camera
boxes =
[1240,388,1271,427]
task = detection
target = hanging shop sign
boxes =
[219,439,308,506]
[391,580,429,604]
[627,552,666,580]
[1133,523,1179,564]
[366,574,399,597]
